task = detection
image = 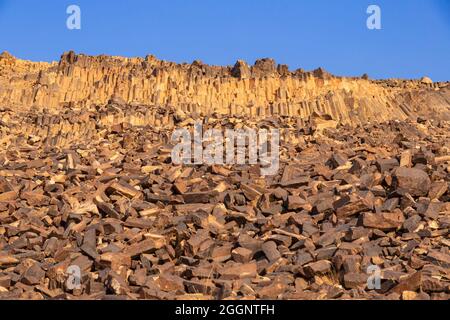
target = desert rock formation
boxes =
[0,51,449,300]
[1,51,449,125]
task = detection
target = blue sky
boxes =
[0,0,449,81]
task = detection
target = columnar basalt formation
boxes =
[0,51,449,300]
[1,51,449,125]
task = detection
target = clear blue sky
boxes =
[0,0,449,81]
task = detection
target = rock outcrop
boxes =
[0,51,449,301]
[1,51,449,125]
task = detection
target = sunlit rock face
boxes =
[0,51,449,125]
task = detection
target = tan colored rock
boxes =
[421,76,433,84]
[1,52,449,125]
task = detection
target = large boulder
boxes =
[393,167,431,197]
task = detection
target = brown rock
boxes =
[261,241,281,262]
[156,273,185,292]
[303,260,332,277]
[219,263,257,280]
[362,211,405,231]
[21,263,45,285]
[123,239,165,258]
[231,247,253,263]
[390,271,422,294]
[343,273,368,289]
[393,167,431,197]
[427,251,450,268]
[376,158,399,172]
[428,181,448,200]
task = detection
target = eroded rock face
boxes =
[1,51,449,125]
[0,51,449,301]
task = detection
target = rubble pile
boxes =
[0,102,449,300]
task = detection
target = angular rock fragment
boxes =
[303,260,332,278]
[393,167,431,197]
[343,273,368,289]
[390,271,422,294]
[261,241,281,262]
[219,263,258,280]
[362,211,405,231]
[123,239,165,258]
[231,247,253,263]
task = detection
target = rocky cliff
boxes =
[0,51,450,301]
[1,51,449,125]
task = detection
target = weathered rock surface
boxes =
[0,52,448,301]
[1,51,449,126]
[393,167,431,197]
